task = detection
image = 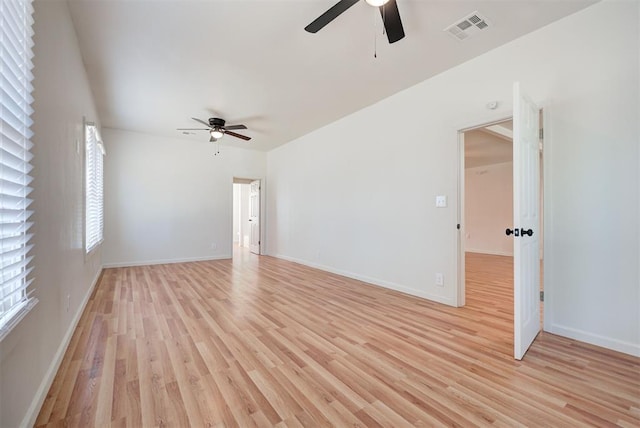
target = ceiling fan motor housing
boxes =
[209,117,226,127]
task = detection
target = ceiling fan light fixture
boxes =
[365,0,389,6]
[210,128,224,139]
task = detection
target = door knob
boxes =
[520,228,534,237]
[507,228,533,237]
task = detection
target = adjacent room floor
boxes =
[36,250,639,426]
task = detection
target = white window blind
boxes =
[85,123,104,253]
[0,0,37,341]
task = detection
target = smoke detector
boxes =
[444,11,490,41]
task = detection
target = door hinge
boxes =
[540,291,544,302]
[539,128,544,139]
[259,240,261,245]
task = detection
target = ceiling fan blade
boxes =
[380,0,405,43]
[177,128,209,131]
[225,124,247,130]
[225,131,251,141]
[305,0,359,33]
[191,117,211,127]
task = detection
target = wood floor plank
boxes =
[36,250,640,427]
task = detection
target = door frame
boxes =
[231,176,266,255]
[248,179,261,254]
[456,108,551,333]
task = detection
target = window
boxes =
[85,123,104,253]
[0,0,37,341]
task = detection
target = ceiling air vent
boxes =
[444,11,490,41]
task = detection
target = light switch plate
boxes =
[436,195,447,208]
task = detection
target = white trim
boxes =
[0,298,38,343]
[259,178,266,256]
[273,254,456,307]
[465,249,514,257]
[541,106,553,333]
[84,237,104,262]
[21,267,103,428]
[456,131,465,308]
[548,324,640,357]
[103,254,230,269]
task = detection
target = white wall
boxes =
[102,129,267,266]
[0,2,104,427]
[267,1,639,355]
[465,162,513,256]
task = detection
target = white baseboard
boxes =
[103,254,230,268]
[549,323,640,357]
[272,254,455,307]
[21,267,104,428]
[465,249,513,257]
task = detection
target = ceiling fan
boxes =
[305,0,405,44]
[177,117,251,142]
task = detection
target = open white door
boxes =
[249,180,260,254]
[512,82,541,360]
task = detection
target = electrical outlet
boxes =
[66,294,70,312]
[435,273,444,287]
[210,243,217,250]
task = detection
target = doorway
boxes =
[232,177,261,255]
[457,112,544,358]
[463,120,514,258]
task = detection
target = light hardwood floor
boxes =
[36,251,639,427]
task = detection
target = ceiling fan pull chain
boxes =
[374,30,377,58]
[373,7,378,58]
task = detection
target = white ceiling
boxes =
[67,0,596,151]
[464,120,513,169]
